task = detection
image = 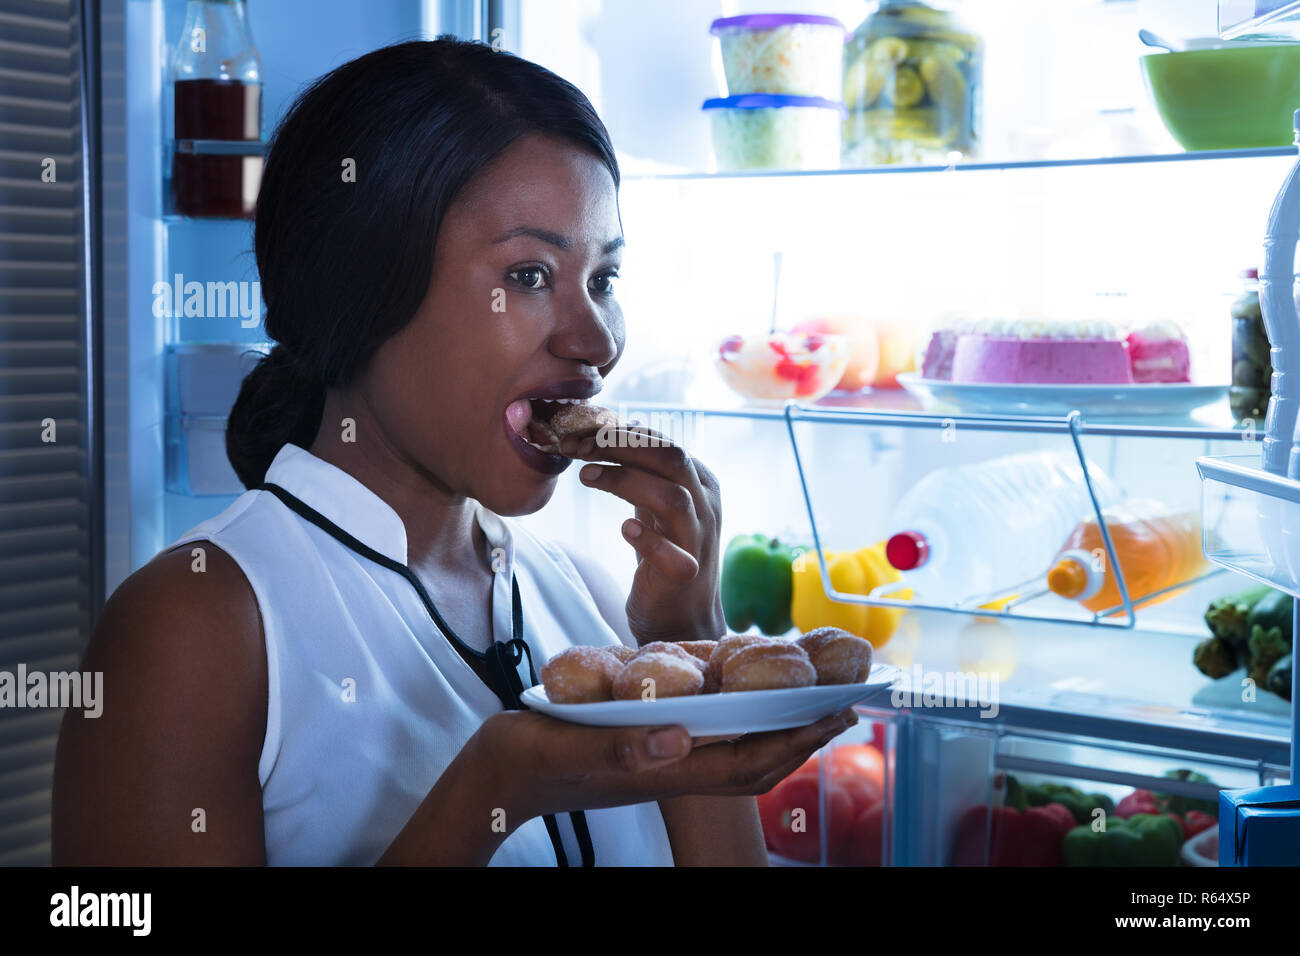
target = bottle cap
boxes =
[885,531,929,571]
[1047,558,1088,598]
[1046,550,1104,601]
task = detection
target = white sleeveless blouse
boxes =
[169,442,674,866]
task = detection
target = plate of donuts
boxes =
[524,629,902,737]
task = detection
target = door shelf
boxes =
[1219,0,1300,38]
[1197,454,1300,597]
[784,403,1231,631]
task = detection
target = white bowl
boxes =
[1180,824,1219,866]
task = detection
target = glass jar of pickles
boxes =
[1231,268,1272,424]
[843,0,983,166]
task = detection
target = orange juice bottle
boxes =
[1046,500,1205,613]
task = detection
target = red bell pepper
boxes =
[850,801,886,866]
[757,774,859,863]
[1115,788,1160,818]
[951,801,1076,866]
[1176,810,1216,840]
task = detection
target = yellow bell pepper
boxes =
[791,542,911,647]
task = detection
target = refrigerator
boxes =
[3,0,1298,869]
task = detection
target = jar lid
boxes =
[702,94,846,114]
[710,14,846,34]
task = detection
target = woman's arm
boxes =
[52,545,270,864]
[52,545,512,866]
[560,543,771,866]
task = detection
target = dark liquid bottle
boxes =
[174,78,261,140]
[170,1,263,219]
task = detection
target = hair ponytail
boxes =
[226,343,326,489]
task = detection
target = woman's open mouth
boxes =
[502,396,587,476]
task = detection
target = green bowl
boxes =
[1141,44,1300,150]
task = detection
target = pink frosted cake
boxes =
[950,319,1134,385]
[1126,321,1190,383]
[921,328,961,380]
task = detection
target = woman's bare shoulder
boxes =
[52,541,269,864]
[94,540,265,672]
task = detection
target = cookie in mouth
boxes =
[528,400,621,454]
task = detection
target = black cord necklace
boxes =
[256,481,595,867]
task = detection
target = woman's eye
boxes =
[509,267,548,290]
[590,272,618,295]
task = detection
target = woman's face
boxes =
[360,133,625,516]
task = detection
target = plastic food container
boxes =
[713,331,850,403]
[703,94,844,171]
[710,13,847,99]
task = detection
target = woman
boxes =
[52,38,855,866]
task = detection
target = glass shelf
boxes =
[870,607,1293,760]
[624,146,1296,183]
[609,395,1248,439]
[1220,0,1300,39]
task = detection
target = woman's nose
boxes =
[549,294,621,368]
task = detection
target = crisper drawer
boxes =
[757,707,898,866]
[910,716,1287,868]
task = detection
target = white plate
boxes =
[897,372,1228,418]
[520,664,901,737]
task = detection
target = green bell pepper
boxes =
[1152,769,1219,817]
[720,534,802,636]
[1024,782,1116,826]
[1062,813,1184,867]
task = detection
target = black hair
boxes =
[226,37,620,489]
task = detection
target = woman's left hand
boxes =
[560,426,725,645]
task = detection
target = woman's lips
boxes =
[502,407,570,476]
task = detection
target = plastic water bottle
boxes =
[1265,109,1300,476]
[884,449,1121,604]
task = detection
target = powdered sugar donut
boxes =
[679,640,719,665]
[708,635,779,686]
[721,643,816,693]
[636,641,720,692]
[796,626,874,685]
[634,641,702,667]
[541,646,624,704]
[602,644,637,664]
[612,652,704,701]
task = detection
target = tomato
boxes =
[829,776,880,864]
[829,744,886,790]
[792,744,886,794]
[850,802,886,866]
[758,774,858,864]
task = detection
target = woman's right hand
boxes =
[470,707,858,830]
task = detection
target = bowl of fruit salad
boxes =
[713,331,850,404]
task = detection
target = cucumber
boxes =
[1246,589,1294,637]
[1205,583,1273,647]
[1267,653,1292,701]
